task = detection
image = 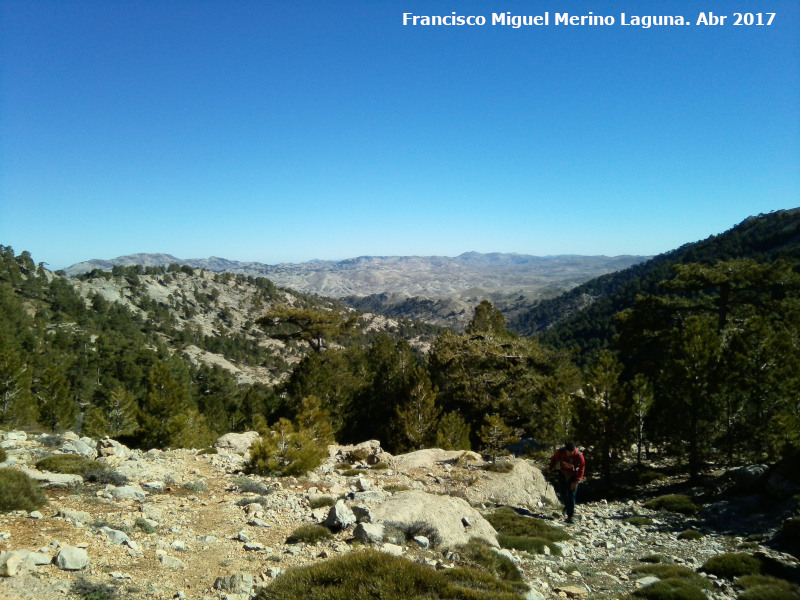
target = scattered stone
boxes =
[55,546,90,571]
[107,484,146,502]
[214,574,254,594]
[214,431,260,456]
[323,500,356,530]
[157,552,186,569]
[353,523,385,544]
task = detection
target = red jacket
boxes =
[549,447,585,482]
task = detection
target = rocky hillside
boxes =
[64,253,647,331]
[1,430,797,600]
[68,267,438,385]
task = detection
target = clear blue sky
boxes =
[2,1,798,270]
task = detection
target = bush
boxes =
[483,461,515,474]
[396,521,443,548]
[36,454,94,474]
[627,516,655,527]
[35,454,126,485]
[285,524,332,545]
[735,575,800,600]
[486,507,571,543]
[246,420,327,477]
[134,518,157,534]
[0,468,48,512]
[456,538,524,586]
[632,564,711,589]
[497,534,561,556]
[233,476,275,496]
[701,553,761,579]
[308,497,336,509]
[70,578,118,600]
[643,494,699,515]
[371,461,389,470]
[677,529,704,541]
[0,447,7,463]
[632,578,708,600]
[639,554,666,564]
[254,548,524,600]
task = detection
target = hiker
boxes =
[548,441,585,524]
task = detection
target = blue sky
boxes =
[2,1,798,270]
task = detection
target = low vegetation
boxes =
[734,575,800,600]
[255,548,526,600]
[285,524,333,545]
[643,494,699,515]
[701,552,762,579]
[486,507,570,556]
[0,467,48,512]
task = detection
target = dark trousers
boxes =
[557,472,578,519]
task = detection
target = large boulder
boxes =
[370,489,498,549]
[464,459,558,508]
[214,431,260,456]
[55,546,89,571]
[19,467,82,489]
[391,448,482,470]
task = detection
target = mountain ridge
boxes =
[64,252,648,328]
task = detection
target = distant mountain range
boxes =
[65,252,648,328]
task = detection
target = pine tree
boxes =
[576,350,631,480]
[435,411,471,451]
[393,366,441,452]
[478,413,517,463]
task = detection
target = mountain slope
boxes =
[65,253,647,330]
[518,208,800,356]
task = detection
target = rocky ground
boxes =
[1,431,798,600]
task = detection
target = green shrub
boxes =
[36,454,94,474]
[285,524,333,545]
[246,420,327,477]
[627,516,655,527]
[483,461,514,473]
[340,468,361,477]
[0,468,48,512]
[486,507,571,542]
[395,521,443,548]
[677,529,704,541]
[34,454,126,485]
[70,578,118,600]
[735,575,800,600]
[385,484,411,493]
[182,480,208,493]
[497,534,561,556]
[632,578,708,600]
[456,538,524,585]
[632,564,711,589]
[134,517,157,534]
[308,496,336,509]
[643,495,699,515]
[254,548,524,600]
[233,476,275,496]
[701,553,761,579]
[347,448,371,463]
[639,554,666,564]
[371,461,389,470]
[235,495,271,507]
[0,447,7,463]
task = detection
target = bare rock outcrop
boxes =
[465,458,558,509]
[370,489,499,549]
